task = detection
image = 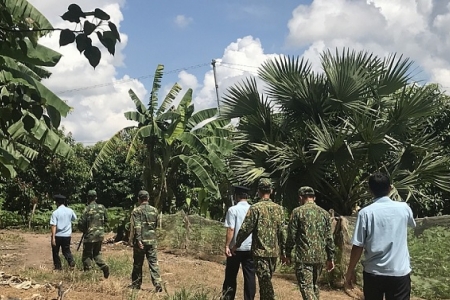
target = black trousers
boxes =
[222,251,256,300]
[363,271,411,300]
[51,236,75,270]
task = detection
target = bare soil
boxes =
[0,230,360,299]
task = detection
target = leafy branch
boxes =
[57,4,121,68]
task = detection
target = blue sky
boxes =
[29,0,450,143]
[117,1,303,86]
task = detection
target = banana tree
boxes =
[92,65,234,211]
[221,49,450,215]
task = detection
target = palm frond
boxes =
[221,77,260,118]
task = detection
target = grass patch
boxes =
[409,226,450,299]
[0,232,25,242]
[163,286,222,300]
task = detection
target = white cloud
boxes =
[174,15,193,28]
[179,36,278,111]
[29,0,147,143]
[286,0,450,89]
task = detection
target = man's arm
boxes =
[72,210,77,221]
[50,212,57,246]
[50,225,57,246]
[133,211,142,243]
[278,206,287,257]
[345,212,366,287]
[77,209,87,233]
[225,227,234,257]
[407,206,416,228]
[345,245,364,287]
[224,208,235,256]
[234,207,256,249]
[128,210,135,246]
[285,211,297,260]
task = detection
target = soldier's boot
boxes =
[155,284,163,293]
[102,265,110,279]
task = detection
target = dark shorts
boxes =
[363,271,411,300]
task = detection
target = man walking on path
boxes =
[78,190,109,278]
[284,186,335,300]
[345,172,416,300]
[50,194,77,270]
[222,186,256,300]
[129,190,163,292]
[232,178,286,300]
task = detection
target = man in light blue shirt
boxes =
[345,172,416,300]
[50,194,77,270]
[222,186,256,300]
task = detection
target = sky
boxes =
[29,0,450,144]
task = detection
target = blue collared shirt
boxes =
[352,196,416,276]
[50,205,77,237]
[225,201,252,251]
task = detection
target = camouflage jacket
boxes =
[285,202,335,264]
[235,198,286,257]
[131,202,159,246]
[78,202,108,243]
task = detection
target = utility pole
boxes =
[211,59,220,114]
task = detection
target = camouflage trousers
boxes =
[254,256,277,300]
[82,241,108,271]
[295,263,323,300]
[131,244,162,288]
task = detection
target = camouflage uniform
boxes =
[285,186,335,300]
[77,190,109,277]
[129,190,162,291]
[235,178,286,300]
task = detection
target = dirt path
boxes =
[0,230,359,300]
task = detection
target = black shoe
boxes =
[102,265,110,279]
[155,284,163,293]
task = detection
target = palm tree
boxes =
[221,49,450,215]
[92,65,234,211]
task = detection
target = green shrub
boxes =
[409,226,450,299]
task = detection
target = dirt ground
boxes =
[0,230,361,300]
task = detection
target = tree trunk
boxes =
[28,203,37,229]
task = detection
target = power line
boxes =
[56,63,210,94]
[220,61,261,69]
[220,64,258,76]
[54,61,261,95]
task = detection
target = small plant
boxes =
[164,287,222,300]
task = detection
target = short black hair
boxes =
[55,198,65,205]
[368,172,391,198]
[235,192,249,199]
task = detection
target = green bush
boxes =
[409,226,450,299]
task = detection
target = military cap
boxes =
[298,186,315,196]
[87,190,97,196]
[258,178,273,189]
[138,190,149,198]
[53,194,66,200]
[233,185,250,195]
